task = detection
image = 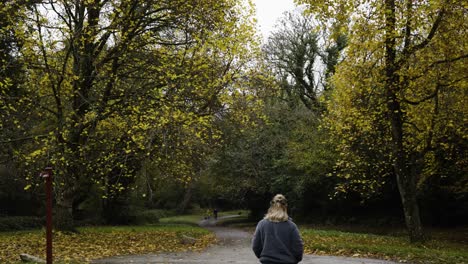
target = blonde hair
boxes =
[264,194,289,222]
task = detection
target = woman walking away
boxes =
[252,194,303,264]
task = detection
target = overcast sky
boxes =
[252,0,297,41]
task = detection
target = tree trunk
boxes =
[178,181,194,214]
[55,187,75,232]
[396,170,424,242]
[142,159,154,207]
[385,0,424,243]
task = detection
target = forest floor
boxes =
[91,215,399,264]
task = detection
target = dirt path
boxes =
[92,216,399,264]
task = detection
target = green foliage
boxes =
[134,209,175,225]
[207,92,339,217]
[0,0,260,228]
[263,11,322,110]
[298,0,468,240]
[0,166,42,216]
[1,0,465,234]
[203,10,346,218]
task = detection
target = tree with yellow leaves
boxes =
[296,0,467,242]
[3,0,259,230]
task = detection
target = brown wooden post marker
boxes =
[41,167,53,264]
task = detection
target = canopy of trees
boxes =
[1,0,259,229]
[0,0,466,243]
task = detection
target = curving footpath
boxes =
[92,215,400,264]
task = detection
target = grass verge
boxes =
[0,224,215,264]
[159,209,250,226]
[301,228,468,264]
[216,212,254,227]
[159,214,205,225]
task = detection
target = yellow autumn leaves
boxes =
[0,226,215,263]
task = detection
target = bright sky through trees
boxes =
[252,0,297,41]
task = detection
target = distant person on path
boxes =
[252,194,303,264]
[213,208,218,220]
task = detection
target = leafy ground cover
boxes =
[301,228,468,264]
[3,211,465,264]
[0,225,215,264]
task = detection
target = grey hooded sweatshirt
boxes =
[252,218,304,264]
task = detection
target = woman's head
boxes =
[264,194,289,222]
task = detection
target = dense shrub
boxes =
[134,209,175,225]
[0,216,43,231]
